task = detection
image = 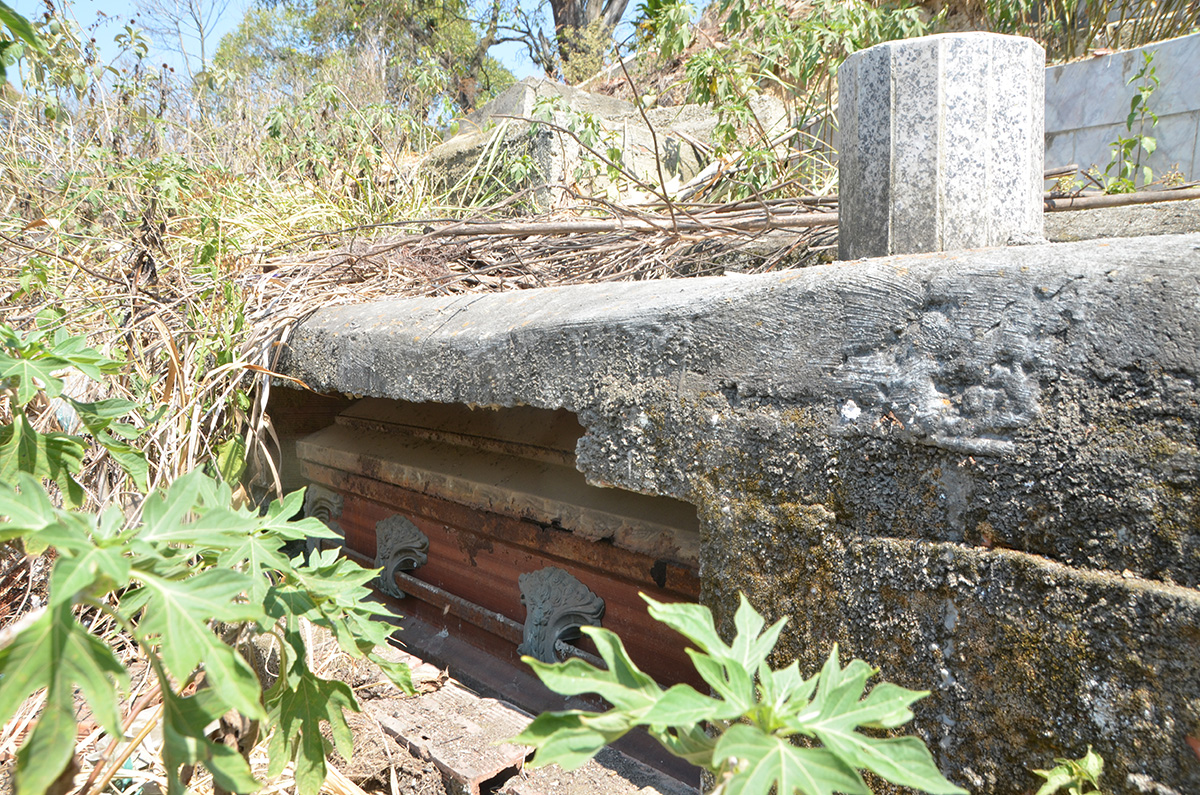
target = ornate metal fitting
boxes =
[302,485,344,558]
[517,567,605,664]
[374,514,429,599]
[303,485,344,527]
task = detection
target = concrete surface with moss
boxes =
[279,232,1200,794]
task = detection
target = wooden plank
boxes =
[366,684,531,795]
[297,422,701,567]
[301,461,700,596]
[322,482,704,689]
[339,398,583,467]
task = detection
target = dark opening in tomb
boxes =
[274,390,703,783]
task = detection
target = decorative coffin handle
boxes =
[374,514,429,599]
[517,567,605,664]
[302,485,344,558]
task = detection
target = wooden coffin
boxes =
[295,398,705,702]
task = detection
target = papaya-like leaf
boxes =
[161,688,259,795]
[131,568,265,718]
[715,723,870,795]
[0,414,87,507]
[0,352,64,405]
[265,666,358,795]
[1,602,127,795]
[513,711,632,770]
[794,646,967,794]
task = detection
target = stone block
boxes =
[838,33,1045,259]
[421,78,789,208]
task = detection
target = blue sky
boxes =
[13,0,551,80]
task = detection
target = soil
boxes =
[329,711,448,795]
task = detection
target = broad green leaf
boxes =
[1033,745,1104,795]
[368,653,415,695]
[49,543,130,605]
[855,681,925,729]
[288,547,381,602]
[822,735,967,795]
[516,628,666,771]
[47,334,120,380]
[264,583,323,626]
[136,470,209,541]
[513,592,959,792]
[524,627,659,710]
[2,602,127,795]
[161,688,259,795]
[15,678,76,795]
[266,671,358,795]
[759,660,818,720]
[260,488,340,541]
[643,593,728,654]
[0,2,43,52]
[1078,746,1104,780]
[0,607,54,727]
[688,649,756,713]
[1033,767,1078,795]
[0,414,87,507]
[107,421,143,440]
[797,647,966,794]
[134,472,245,549]
[513,711,626,770]
[215,530,293,601]
[733,598,788,673]
[0,473,58,538]
[655,722,719,768]
[70,397,139,423]
[132,568,265,717]
[96,434,149,491]
[802,647,876,725]
[642,683,742,726]
[0,352,64,405]
[715,723,870,795]
[216,434,247,485]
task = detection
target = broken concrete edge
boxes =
[278,232,1200,793]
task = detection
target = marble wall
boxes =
[1045,31,1200,184]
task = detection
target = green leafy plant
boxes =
[635,0,694,61]
[0,1,44,81]
[529,95,630,197]
[1032,746,1105,795]
[982,0,1198,63]
[644,0,939,199]
[0,330,414,795]
[0,315,149,505]
[1102,51,1160,194]
[514,593,966,795]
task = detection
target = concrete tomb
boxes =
[269,33,1199,795]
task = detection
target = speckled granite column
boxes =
[838,33,1045,260]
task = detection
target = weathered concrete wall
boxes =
[279,234,1200,794]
